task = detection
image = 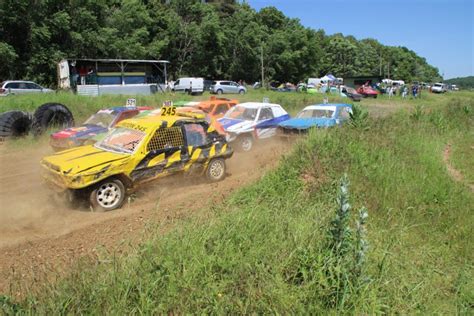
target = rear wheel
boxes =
[206,158,226,182]
[217,89,223,95]
[89,178,126,212]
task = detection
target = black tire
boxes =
[89,178,126,212]
[150,85,158,94]
[206,158,226,182]
[0,110,32,138]
[238,89,245,95]
[237,134,253,152]
[32,103,74,136]
[217,89,223,95]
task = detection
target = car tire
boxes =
[0,110,32,138]
[89,178,126,212]
[150,85,158,94]
[206,158,226,182]
[237,135,253,152]
[32,103,74,136]
[217,89,223,95]
[372,95,377,99]
[238,89,245,95]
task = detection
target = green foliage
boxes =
[0,1,440,86]
[349,103,369,129]
[444,76,474,89]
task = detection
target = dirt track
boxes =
[0,140,289,295]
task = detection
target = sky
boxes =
[247,0,473,79]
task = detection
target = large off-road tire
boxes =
[0,110,32,138]
[32,103,74,136]
[237,134,253,152]
[89,178,126,212]
[206,158,226,182]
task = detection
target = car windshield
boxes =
[224,105,258,121]
[84,112,116,128]
[297,109,335,119]
[96,127,145,154]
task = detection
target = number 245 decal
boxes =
[161,106,176,116]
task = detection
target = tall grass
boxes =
[1,92,473,314]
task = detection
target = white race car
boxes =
[218,102,290,151]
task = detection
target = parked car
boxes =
[172,77,204,95]
[0,80,53,96]
[278,104,353,136]
[431,83,447,93]
[50,106,151,151]
[341,86,362,101]
[41,111,233,211]
[356,85,379,98]
[218,102,290,151]
[271,83,297,92]
[210,81,246,95]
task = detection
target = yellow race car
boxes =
[41,108,233,211]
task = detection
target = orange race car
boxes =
[142,106,227,135]
[194,96,238,120]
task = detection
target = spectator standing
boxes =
[388,86,394,99]
[79,66,87,85]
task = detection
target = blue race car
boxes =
[50,106,151,151]
[278,103,352,136]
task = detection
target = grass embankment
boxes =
[1,93,473,314]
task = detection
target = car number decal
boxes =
[161,106,177,116]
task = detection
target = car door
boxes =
[182,122,213,172]
[230,82,239,93]
[254,107,276,139]
[26,82,43,93]
[130,125,186,183]
[221,81,231,93]
[5,82,20,94]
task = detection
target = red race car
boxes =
[356,86,379,98]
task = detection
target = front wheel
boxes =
[206,158,226,182]
[238,89,245,95]
[89,178,126,212]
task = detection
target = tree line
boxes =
[0,0,441,87]
[444,76,474,89]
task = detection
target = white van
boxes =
[172,77,204,95]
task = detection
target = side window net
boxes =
[147,126,184,152]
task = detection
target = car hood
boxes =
[51,125,109,140]
[279,117,336,129]
[42,145,129,176]
[218,118,255,133]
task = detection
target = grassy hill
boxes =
[1,92,473,314]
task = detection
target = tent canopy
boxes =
[321,74,336,82]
